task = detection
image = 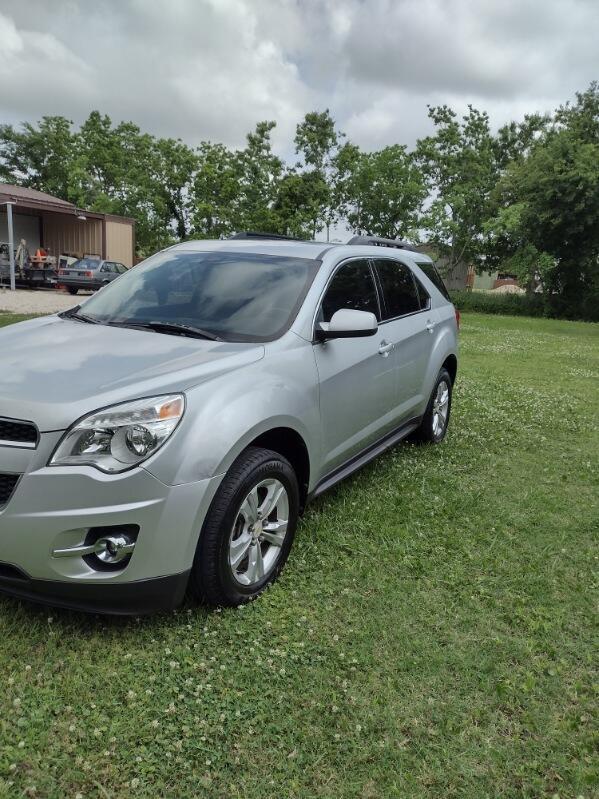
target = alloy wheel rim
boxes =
[229,478,289,586]
[432,379,450,437]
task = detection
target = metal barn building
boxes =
[0,184,135,268]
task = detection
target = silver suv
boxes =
[0,234,458,614]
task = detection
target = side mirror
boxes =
[316,308,378,341]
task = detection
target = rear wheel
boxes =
[67,287,78,295]
[411,368,453,444]
[189,447,299,607]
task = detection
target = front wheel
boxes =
[411,368,453,444]
[189,447,299,607]
[67,287,79,295]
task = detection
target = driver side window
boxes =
[320,260,380,323]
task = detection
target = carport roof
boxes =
[0,183,77,213]
[0,183,135,224]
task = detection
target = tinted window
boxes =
[321,260,379,323]
[374,259,421,318]
[81,250,319,342]
[73,258,101,270]
[116,263,128,274]
[416,261,450,300]
[413,276,431,310]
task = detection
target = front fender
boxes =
[144,337,320,487]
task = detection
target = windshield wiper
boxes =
[58,306,98,324]
[109,320,222,341]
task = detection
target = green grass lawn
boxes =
[0,313,36,328]
[0,311,597,798]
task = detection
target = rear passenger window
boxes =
[414,276,431,311]
[415,261,451,300]
[321,260,380,323]
[373,259,422,319]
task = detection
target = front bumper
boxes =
[0,568,190,615]
[0,432,223,613]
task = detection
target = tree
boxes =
[273,170,329,238]
[484,83,599,320]
[151,137,198,241]
[493,113,549,170]
[294,109,344,239]
[555,81,599,142]
[77,113,181,254]
[0,116,81,202]
[416,105,497,269]
[191,142,241,238]
[234,121,283,233]
[0,112,198,256]
[340,144,426,240]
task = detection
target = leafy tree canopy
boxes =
[1,86,598,320]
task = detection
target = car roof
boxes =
[172,238,333,260]
[171,238,433,265]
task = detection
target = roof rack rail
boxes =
[347,235,419,253]
[229,231,303,241]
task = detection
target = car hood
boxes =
[0,316,265,431]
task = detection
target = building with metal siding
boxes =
[0,184,135,268]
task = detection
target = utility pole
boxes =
[4,201,16,291]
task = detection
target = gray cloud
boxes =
[0,0,597,156]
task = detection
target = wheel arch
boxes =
[442,353,458,385]
[422,313,458,402]
[212,418,313,513]
[247,427,311,512]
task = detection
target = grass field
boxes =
[0,311,597,798]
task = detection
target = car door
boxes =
[107,262,120,282]
[98,262,113,284]
[313,258,398,475]
[371,258,436,421]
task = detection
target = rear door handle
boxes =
[378,340,394,356]
[425,320,436,333]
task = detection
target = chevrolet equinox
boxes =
[0,234,458,613]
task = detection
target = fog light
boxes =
[84,525,139,572]
[52,525,139,572]
[52,524,139,571]
[93,535,135,564]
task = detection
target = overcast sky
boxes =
[0,0,597,157]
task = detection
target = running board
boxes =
[309,417,421,501]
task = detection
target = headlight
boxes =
[50,395,185,473]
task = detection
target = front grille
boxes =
[0,418,38,446]
[0,473,20,507]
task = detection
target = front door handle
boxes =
[378,340,394,357]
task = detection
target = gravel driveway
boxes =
[0,288,92,315]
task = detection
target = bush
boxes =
[450,290,546,318]
[449,290,598,322]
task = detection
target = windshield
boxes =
[80,250,320,342]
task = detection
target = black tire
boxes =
[67,287,79,295]
[189,446,300,607]
[411,367,453,444]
